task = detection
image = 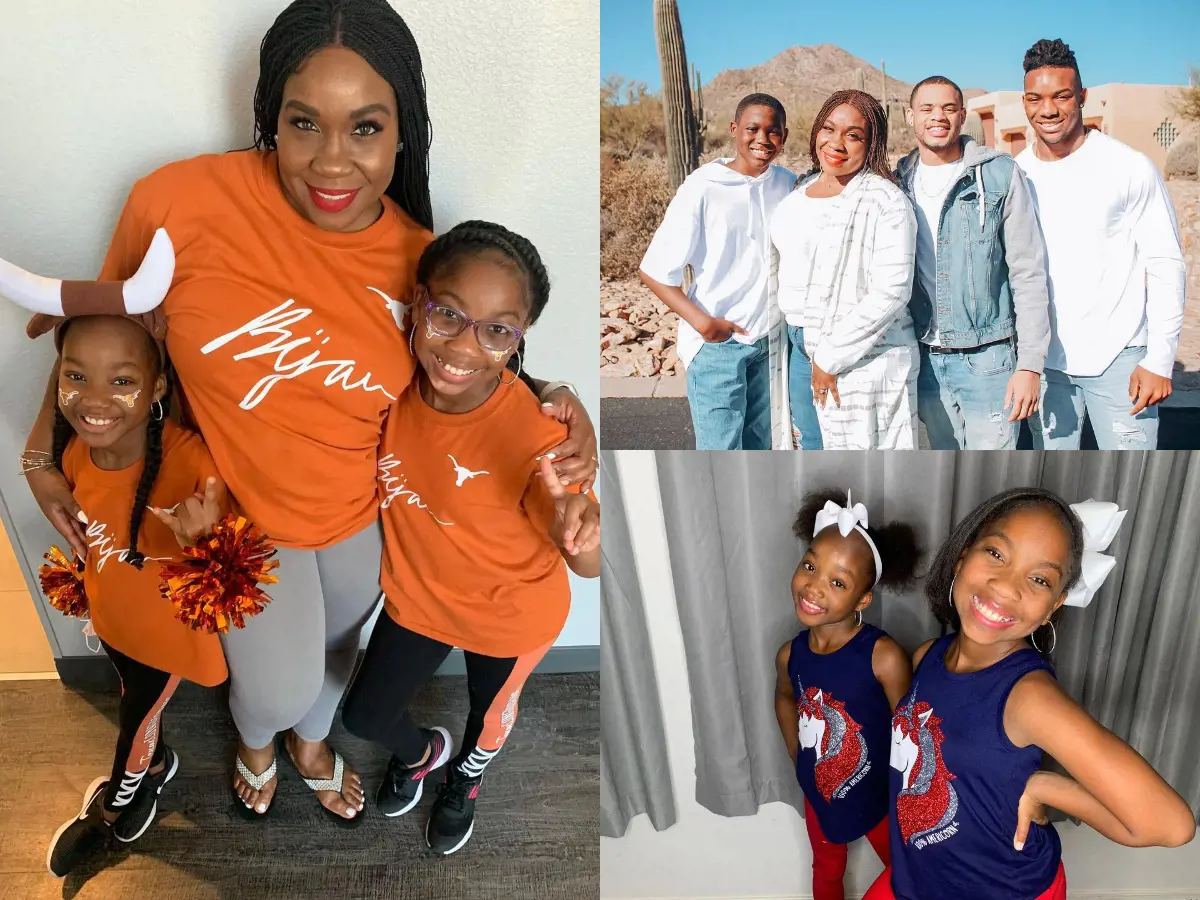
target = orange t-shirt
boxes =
[62,421,229,686]
[378,380,579,657]
[97,150,434,549]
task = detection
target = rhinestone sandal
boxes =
[232,751,278,820]
[283,741,362,829]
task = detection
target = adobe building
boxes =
[967,84,1191,173]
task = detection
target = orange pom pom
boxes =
[157,515,279,634]
[39,546,89,618]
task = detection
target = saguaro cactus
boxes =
[854,68,866,92]
[654,0,700,191]
[692,63,707,145]
[880,61,889,124]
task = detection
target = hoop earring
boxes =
[1030,621,1057,655]
[151,400,164,422]
[854,609,863,627]
[409,324,416,357]
[498,348,522,384]
[1030,622,1057,654]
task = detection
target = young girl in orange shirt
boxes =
[5,236,276,876]
[341,221,600,855]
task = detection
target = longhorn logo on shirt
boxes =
[448,454,489,487]
[797,685,871,802]
[891,697,960,847]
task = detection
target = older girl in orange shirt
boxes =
[341,222,599,855]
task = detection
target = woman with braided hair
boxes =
[20,0,597,826]
[339,221,600,855]
[769,89,920,449]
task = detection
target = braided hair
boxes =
[416,220,551,394]
[924,488,1085,658]
[52,321,171,571]
[124,367,171,570]
[1023,38,1081,89]
[793,489,921,592]
[807,89,894,184]
[253,0,434,230]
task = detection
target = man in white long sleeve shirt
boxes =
[1016,38,1185,450]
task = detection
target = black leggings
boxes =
[342,614,551,779]
[99,640,179,812]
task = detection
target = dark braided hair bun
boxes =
[793,489,921,592]
[254,0,433,230]
[416,220,551,391]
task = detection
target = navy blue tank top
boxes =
[788,623,892,843]
[888,633,1061,900]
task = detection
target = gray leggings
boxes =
[219,519,383,750]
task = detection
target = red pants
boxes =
[862,860,1067,900]
[804,798,891,900]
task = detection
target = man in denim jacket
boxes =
[896,76,1050,449]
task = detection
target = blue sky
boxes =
[602,0,1199,94]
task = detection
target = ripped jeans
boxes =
[917,340,1019,450]
[1029,347,1158,450]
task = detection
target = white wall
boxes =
[0,0,599,656]
[601,451,1200,900]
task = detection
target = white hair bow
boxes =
[813,490,883,586]
[1063,500,1128,608]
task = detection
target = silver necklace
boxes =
[917,160,962,199]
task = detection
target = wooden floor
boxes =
[0,673,599,899]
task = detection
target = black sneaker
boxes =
[426,769,481,855]
[113,745,180,843]
[377,726,452,818]
[46,777,112,877]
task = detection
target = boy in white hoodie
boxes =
[640,94,797,450]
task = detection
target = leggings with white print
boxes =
[341,614,553,778]
[98,640,180,812]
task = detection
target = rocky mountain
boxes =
[699,44,985,126]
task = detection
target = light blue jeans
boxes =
[1029,346,1159,450]
[916,340,1019,450]
[786,325,823,450]
[685,335,772,450]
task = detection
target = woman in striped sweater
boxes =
[769,89,919,450]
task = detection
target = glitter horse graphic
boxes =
[797,686,870,802]
[890,698,959,845]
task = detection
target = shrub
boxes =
[601,154,675,279]
[601,76,666,159]
[1166,131,1198,180]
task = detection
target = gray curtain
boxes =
[600,451,678,837]
[655,450,1200,818]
